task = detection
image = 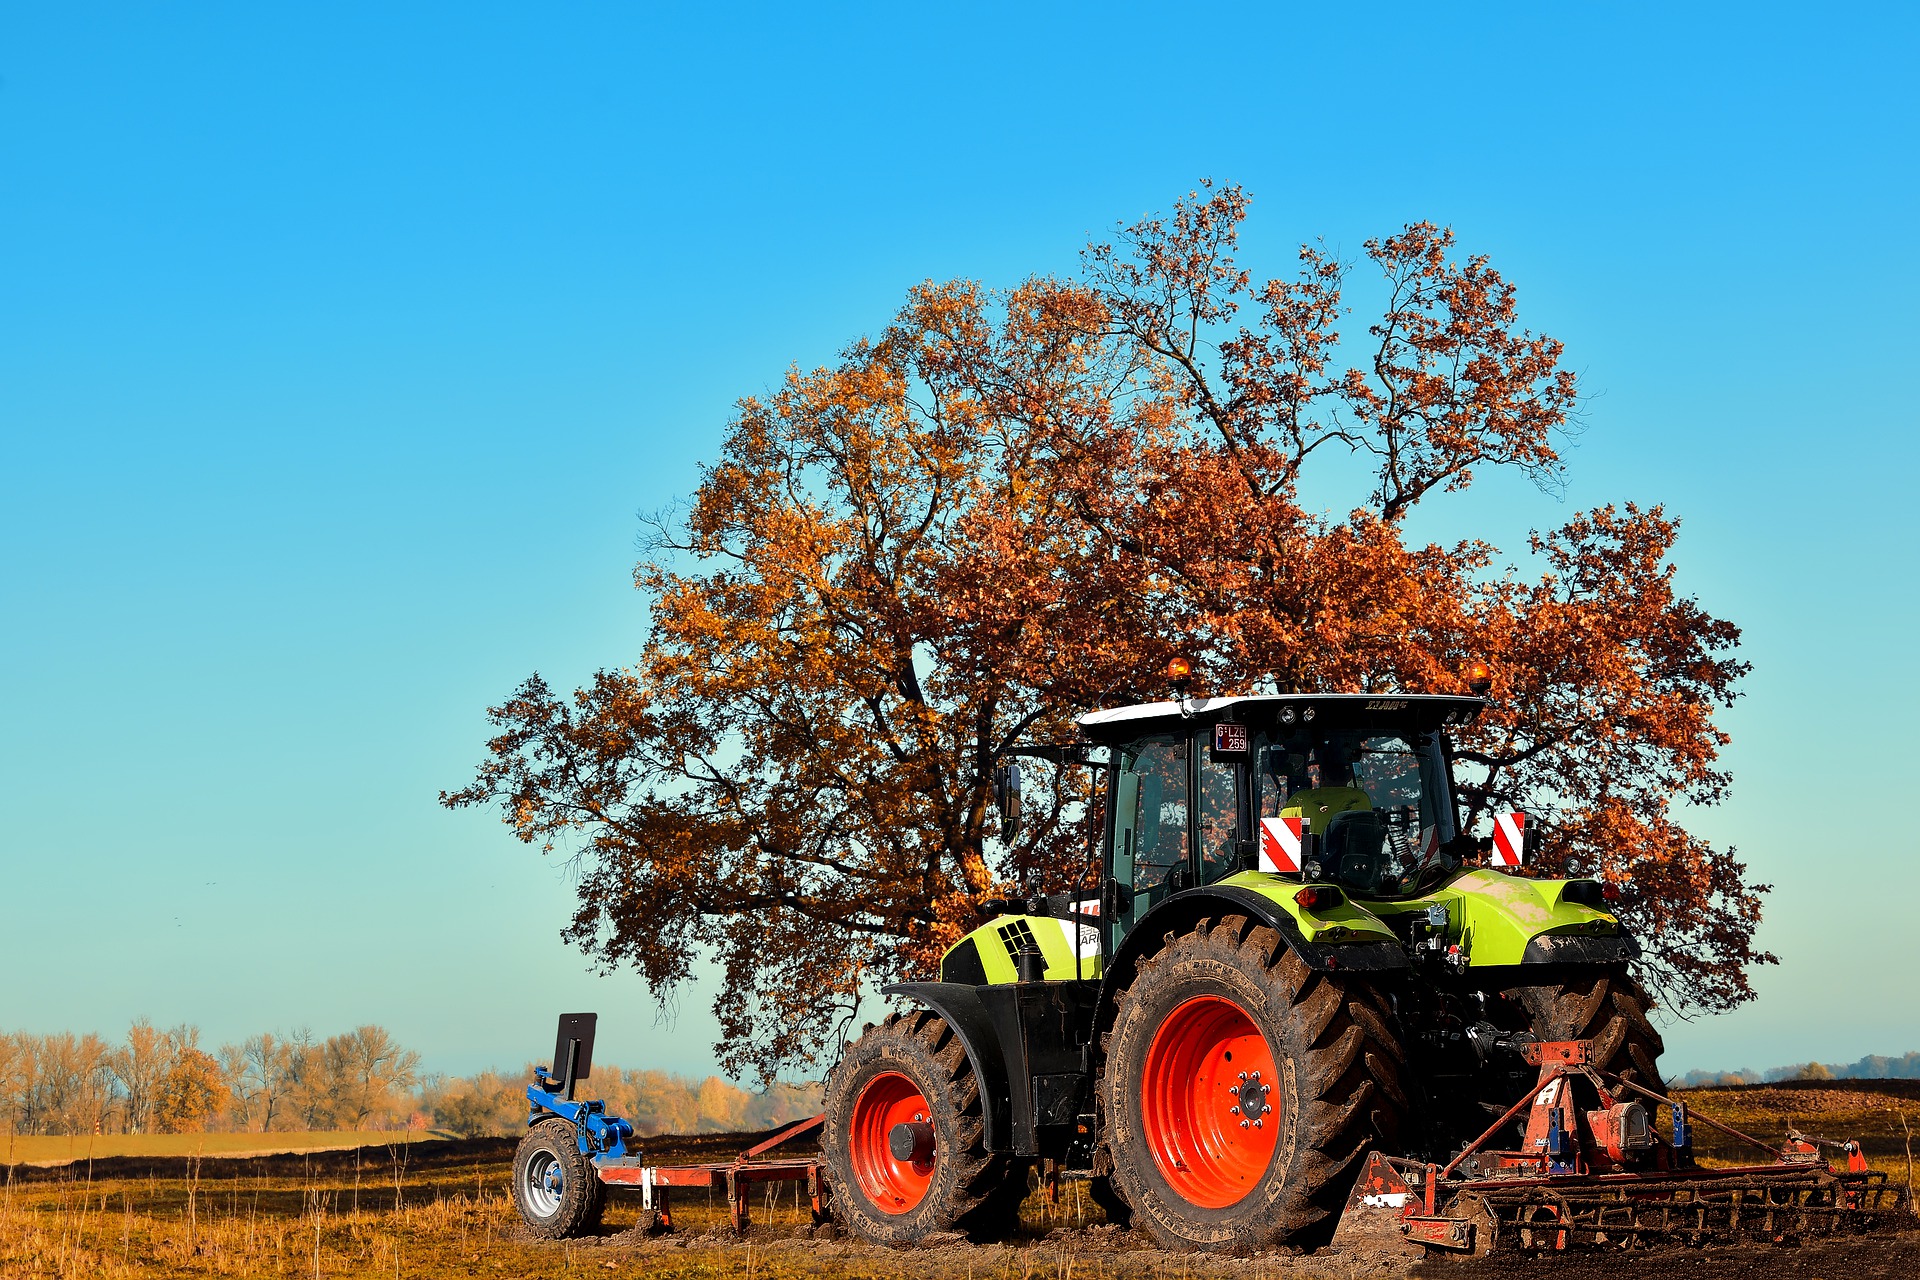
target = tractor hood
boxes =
[1367,869,1628,967]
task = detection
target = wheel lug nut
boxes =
[1251,1071,1261,1081]
[1229,1105,1239,1115]
[1254,1118,1263,1129]
[1238,1072,1248,1082]
[1239,1120,1249,1129]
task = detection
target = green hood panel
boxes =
[1364,869,1622,967]
[940,869,1621,984]
[945,913,1104,983]
[1209,871,1400,944]
[1204,869,1618,961]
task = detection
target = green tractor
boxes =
[822,690,1665,1253]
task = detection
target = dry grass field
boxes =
[2,1131,444,1167]
[3,1085,1917,1280]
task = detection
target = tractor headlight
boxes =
[1279,706,1297,725]
[1302,706,1316,722]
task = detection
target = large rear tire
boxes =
[1513,967,1665,1091]
[823,1011,1029,1246]
[511,1118,606,1239]
[1101,914,1408,1254]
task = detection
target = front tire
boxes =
[1102,914,1407,1254]
[823,1011,1028,1246]
[511,1118,605,1239]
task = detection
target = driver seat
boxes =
[1324,810,1387,893]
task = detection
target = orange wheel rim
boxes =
[848,1071,935,1213]
[1140,994,1280,1209]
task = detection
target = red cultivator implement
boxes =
[596,1114,831,1234]
[1333,1040,1913,1254]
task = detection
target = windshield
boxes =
[1257,730,1458,895]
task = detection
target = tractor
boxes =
[819,687,1907,1253]
[507,686,1908,1255]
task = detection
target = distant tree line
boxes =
[1674,1050,1920,1088]
[418,1067,821,1139]
[0,1021,819,1141]
[0,1021,420,1137]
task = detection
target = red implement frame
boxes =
[1334,1041,1911,1254]
[594,1113,830,1234]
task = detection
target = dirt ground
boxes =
[1415,1233,1920,1280]
[523,1220,1920,1280]
[4,1117,1916,1279]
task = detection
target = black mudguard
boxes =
[880,981,1015,1152]
[883,979,1101,1158]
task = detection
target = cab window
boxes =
[1110,736,1189,940]
[1197,747,1242,884]
[1255,729,1457,895]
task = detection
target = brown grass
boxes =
[1675,1078,1920,1170]
[4,1110,1914,1280]
[1,1130,445,1167]
[1,1135,1319,1280]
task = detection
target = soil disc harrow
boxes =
[1331,1039,1913,1255]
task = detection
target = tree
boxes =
[224,1033,297,1132]
[154,1048,230,1133]
[448,183,1768,1081]
[30,1033,114,1136]
[325,1026,420,1129]
[0,1034,20,1138]
[284,1028,333,1130]
[422,1070,525,1138]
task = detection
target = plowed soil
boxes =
[1415,1232,1920,1279]
[6,1104,1916,1278]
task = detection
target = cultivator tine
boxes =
[1466,1167,1912,1250]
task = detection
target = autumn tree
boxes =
[218,1032,300,1132]
[447,183,1767,1080]
[324,1025,420,1129]
[110,1019,176,1135]
[1060,185,1766,1012]
[154,1047,229,1133]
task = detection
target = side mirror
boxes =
[993,762,1022,840]
[1102,877,1134,917]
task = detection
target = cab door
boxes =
[1106,735,1191,947]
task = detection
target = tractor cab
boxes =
[1076,694,1484,949]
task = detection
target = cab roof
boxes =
[1075,693,1485,739]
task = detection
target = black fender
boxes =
[1094,884,1409,1049]
[879,981,1013,1152]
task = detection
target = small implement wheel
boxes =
[1102,914,1407,1253]
[511,1118,605,1239]
[824,1011,1028,1246]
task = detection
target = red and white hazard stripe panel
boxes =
[1492,812,1526,868]
[1259,815,1303,874]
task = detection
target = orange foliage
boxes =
[153,1049,229,1134]
[446,183,1766,1080]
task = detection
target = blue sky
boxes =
[2,4,1915,1083]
